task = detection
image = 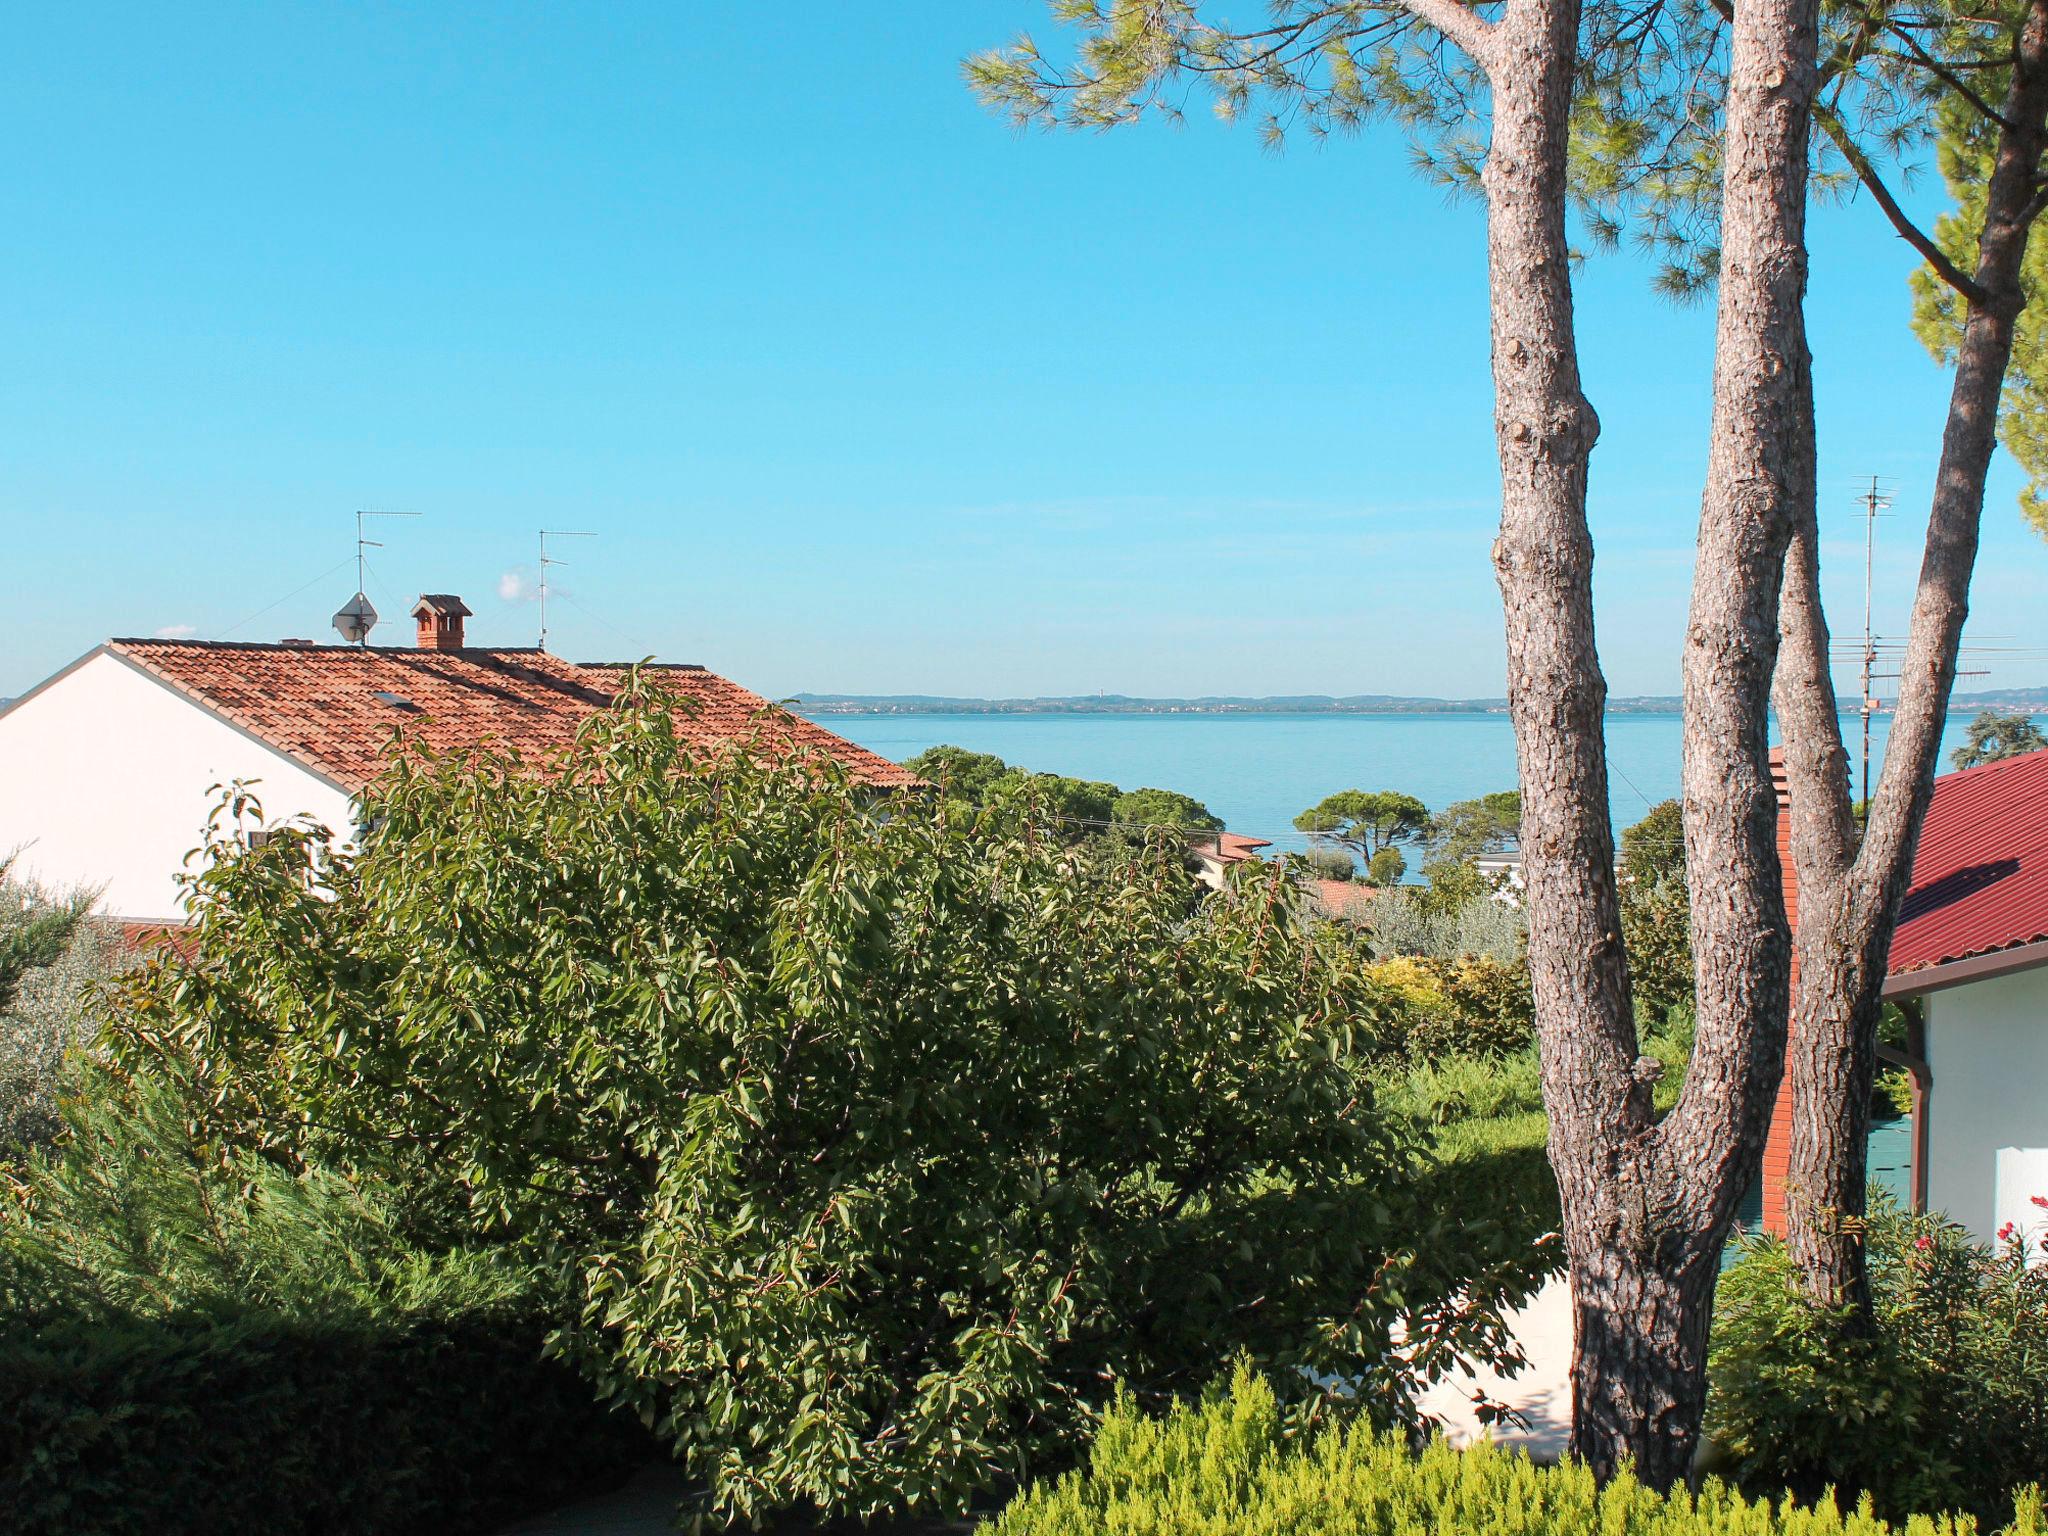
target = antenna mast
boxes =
[1858,476,1891,810]
[334,509,421,646]
[537,529,595,652]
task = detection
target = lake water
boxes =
[817,710,1984,856]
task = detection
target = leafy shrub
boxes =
[1617,801,1693,1020]
[1,862,117,1156]
[104,681,1542,1527]
[1355,954,1534,1063]
[1620,871,1693,1021]
[1365,846,1407,886]
[1,1312,647,1536]
[1709,1204,2048,1524]
[992,1364,2043,1536]
[1,1074,648,1536]
[1291,846,1358,882]
[1362,889,1527,966]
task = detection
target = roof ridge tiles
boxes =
[97,637,917,796]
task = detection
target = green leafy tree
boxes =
[104,681,1541,1527]
[1620,802,1693,1023]
[1621,798,1687,886]
[902,744,1012,804]
[1419,790,1522,913]
[1294,790,1430,873]
[1366,847,1408,887]
[1112,786,1223,831]
[1429,791,1522,866]
[1951,708,2048,769]
[989,769,1121,827]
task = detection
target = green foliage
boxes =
[1622,798,1686,884]
[1364,846,1407,886]
[991,767,1121,826]
[992,1364,2038,1536]
[106,681,1539,1527]
[2,861,119,1156]
[2,1069,526,1326]
[1361,889,1528,966]
[1950,709,2048,770]
[1113,785,1224,830]
[0,856,95,1011]
[1295,790,1431,864]
[1913,86,2048,538]
[1619,801,1694,1021]
[1357,955,1536,1064]
[1,1313,648,1536]
[902,746,1219,836]
[0,1072,647,1536]
[1709,1204,2048,1525]
[1292,846,1359,882]
[903,744,1012,803]
[1429,791,1522,865]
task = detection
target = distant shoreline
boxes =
[792,689,2048,719]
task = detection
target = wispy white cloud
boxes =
[152,623,198,639]
[499,567,537,602]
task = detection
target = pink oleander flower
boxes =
[2032,1194,2048,1210]
[1915,1235,1934,1251]
[1999,1222,2017,1243]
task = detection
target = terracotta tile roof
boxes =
[104,639,920,793]
[1313,879,1381,920]
[1888,746,2048,977]
[1214,832,1272,861]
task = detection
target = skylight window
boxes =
[373,690,418,710]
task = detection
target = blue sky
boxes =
[3,3,2040,701]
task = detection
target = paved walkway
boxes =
[1415,1271,1573,1460]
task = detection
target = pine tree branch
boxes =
[1814,102,1995,304]
[1393,0,1496,60]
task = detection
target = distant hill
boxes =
[792,688,2048,717]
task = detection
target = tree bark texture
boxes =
[1774,0,2048,1309]
[1475,0,1812,1484]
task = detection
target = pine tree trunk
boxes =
[1774,0,2048,1310]
[1476,0,1804,1483]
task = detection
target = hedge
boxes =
[1,1311,652,1536]
[991,1365,2048,1536]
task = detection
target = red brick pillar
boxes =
[1759,748,1798,1234]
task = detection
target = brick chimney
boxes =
[1759,747,1799,1235]
[410,594,472,651]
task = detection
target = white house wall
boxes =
[1924,965,2048,1247]
[0,651,357,922]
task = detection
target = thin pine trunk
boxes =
[1774,0,2048,1309]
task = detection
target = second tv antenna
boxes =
[537,529,595,652]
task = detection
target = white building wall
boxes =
[1924,965,2048,1247]
[0,651,357,922]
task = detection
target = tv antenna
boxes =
[1832,478,2020,806]
[537,529,595,652]
[1856,477,1892,808]
[332,509,421,645]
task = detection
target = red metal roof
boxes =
[1889,747,2048,977]
[102,639,920,793]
